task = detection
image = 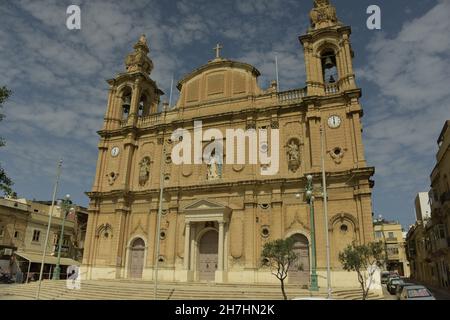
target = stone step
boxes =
[0,280,382,300]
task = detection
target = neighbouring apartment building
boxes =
[407,121,450,291]
[373,218,410,277]
[0,196,88,280]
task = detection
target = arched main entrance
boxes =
[198,230,218,281]
[289,234,310,286]
[129,238,145,279]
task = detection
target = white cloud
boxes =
[361,0,450,199]
[0,0,312,205]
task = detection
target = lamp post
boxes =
[52,194,74,280]
[305,174,319,291]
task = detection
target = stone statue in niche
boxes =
[106,172,119,186]
[287,140,300,161]
[207,156,219,180]
[139,156,151,185]
[287,140,301,173]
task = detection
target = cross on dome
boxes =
[213,43,223,59]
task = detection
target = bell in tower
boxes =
[324,56,335,69]
[122,94,131,119]
[300,0,357,94]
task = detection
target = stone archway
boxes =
[289,233,310,286]
[198,230,218,281]
[129,238,145,279]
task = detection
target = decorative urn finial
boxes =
[124,34,153,75]
[310,0,339,30]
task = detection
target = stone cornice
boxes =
[86,167,375,201]
[177,59,261,90]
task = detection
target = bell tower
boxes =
[102,35,163,132]
[300,0,357,96]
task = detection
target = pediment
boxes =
[183,199,226,211]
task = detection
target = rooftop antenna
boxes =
[275,54,280,92]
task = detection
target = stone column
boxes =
[218,222,225,271]
[184,222,191,270]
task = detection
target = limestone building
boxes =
[373,218,410,277]
[0,196,87,279]
[82,0,375,288]
[407,121,450,290]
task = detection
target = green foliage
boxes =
[261,238,298,300]
[0,86,13,196]
[339,241,385,300]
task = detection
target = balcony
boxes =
[137,113,162,127]
[385,237,398,243]
[325,83,339,95]
[278,88,307,104]
[440,191,450,204]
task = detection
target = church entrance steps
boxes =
[0,280,383,300]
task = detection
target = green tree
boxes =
[261,238,298,300]
[339,241,385,300]
[0,86,13,196]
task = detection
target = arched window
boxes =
[138,93,149,117]
[321,50,338,84]
[121,87,132,120]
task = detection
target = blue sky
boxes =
[0,0,449,230]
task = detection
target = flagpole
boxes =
[320,126,332,298]
[168,77,174,109]
[275,55,280,92]
[36,159,63,300]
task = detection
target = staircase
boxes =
[0,280,383,300]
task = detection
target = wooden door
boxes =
[198,230,218,282]
[289,234,310,286]
[129,238,145,279]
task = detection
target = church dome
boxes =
[176,57,263,108]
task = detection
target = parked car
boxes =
[0,273,15,284]
[399,285,436,300]
[387,278,404,294]
[381,271,391,284]
[395,282,415,300]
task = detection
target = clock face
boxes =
[111,147,120,157]
[328,115,341,129]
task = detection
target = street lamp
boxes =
[303,174,319,291]
[52,194,74,280]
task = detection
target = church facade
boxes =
[81,0,375,288]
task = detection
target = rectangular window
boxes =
[14,231,19,239]
[388,232,394,239]
[375,231,383,238]
[32,230,41,242]
[0,225,4,237]
[438,225,446,239]
[63,238,70,246]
